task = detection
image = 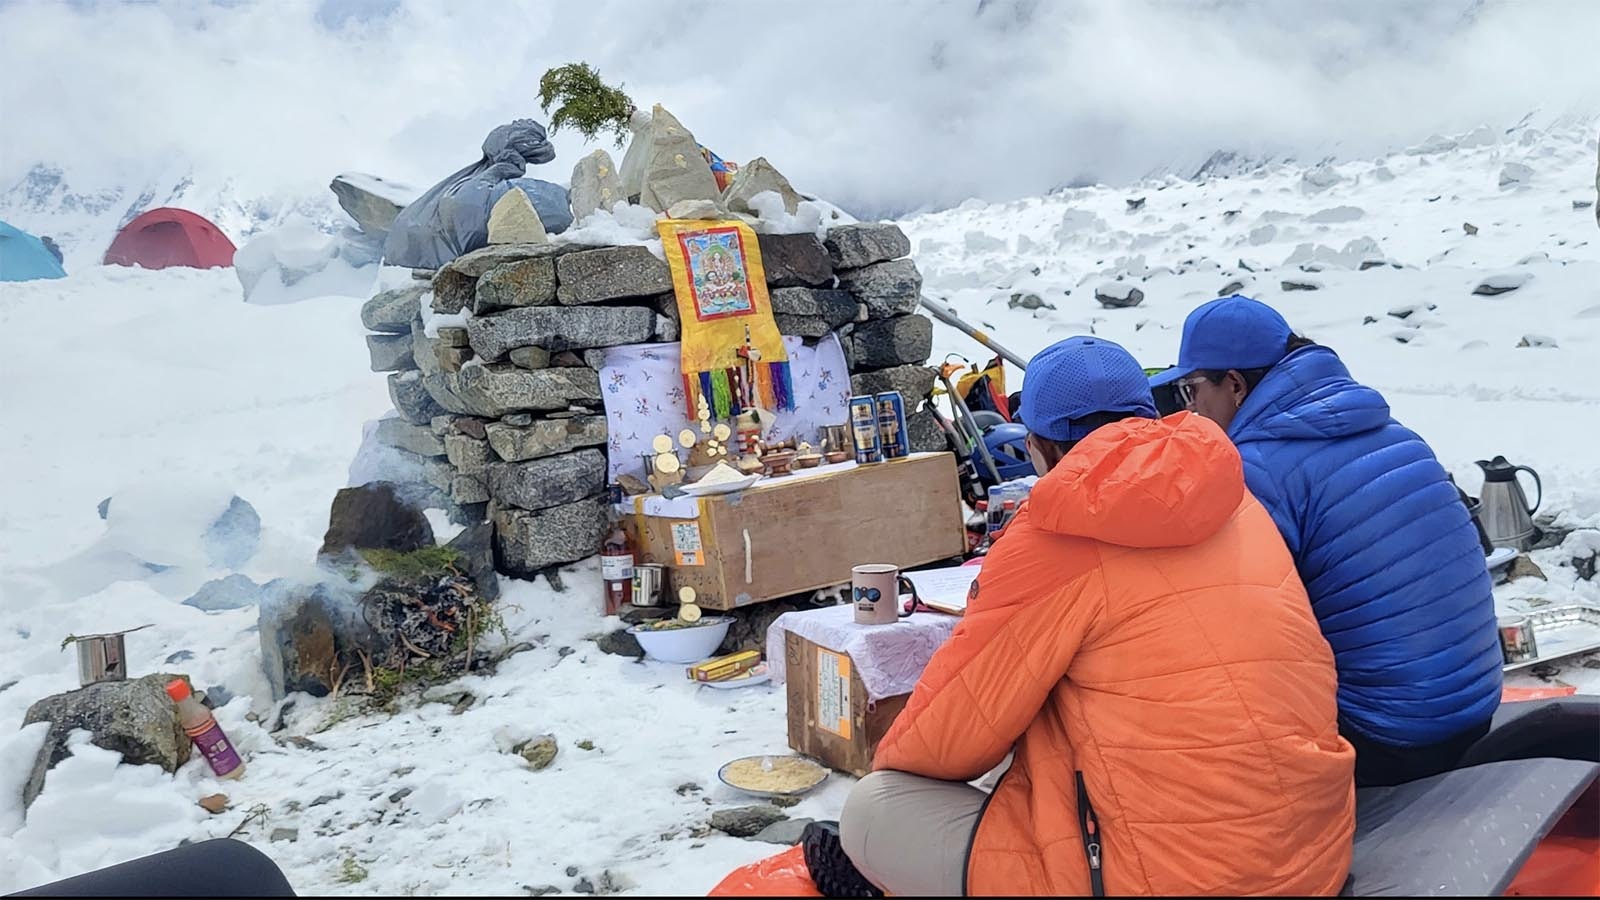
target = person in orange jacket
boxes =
[810,336,1356,896]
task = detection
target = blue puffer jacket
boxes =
[1229,345,1501,748]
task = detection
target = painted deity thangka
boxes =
[657,218,794,419]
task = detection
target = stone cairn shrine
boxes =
[358,223,944,582]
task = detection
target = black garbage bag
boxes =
[383,119,571,269]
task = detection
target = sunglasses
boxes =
[1173,376,1209,408]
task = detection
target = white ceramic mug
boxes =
[853,564,908,625]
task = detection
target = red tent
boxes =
[104,208,236,270]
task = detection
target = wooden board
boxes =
[784,630,911,778]
[633,453,965,610]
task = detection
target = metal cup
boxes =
[77,633,128,687]
[821,424,852,455]
[632,563,667,607]
[1497,615,1539,664]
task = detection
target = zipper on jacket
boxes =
[1075,771,1106,897]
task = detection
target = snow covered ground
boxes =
[1,120,1598,895]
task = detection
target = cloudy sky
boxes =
[2,0,1597,215]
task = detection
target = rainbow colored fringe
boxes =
[684,362,796,419]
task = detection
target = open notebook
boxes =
[905,562,982,616]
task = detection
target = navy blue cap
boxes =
[1019,336,1158,442]
[1149,295,1293,387]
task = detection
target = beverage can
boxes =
[1497,615,1539,664]
[850,396,882,464]
[875,391,909,459]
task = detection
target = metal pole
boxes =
[918,296,1029,370]
[939,367,1004,486]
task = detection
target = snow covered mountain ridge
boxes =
[3,0,1598,241]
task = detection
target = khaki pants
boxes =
[840,770,989,897]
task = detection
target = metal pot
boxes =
[76,633,129,687]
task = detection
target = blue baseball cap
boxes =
[1018,336,1158,442]
[1149,295,1293,387]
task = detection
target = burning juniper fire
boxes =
[360,569,486,671]
[259,546,501,702]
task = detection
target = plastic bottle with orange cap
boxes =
[166,678,245,779]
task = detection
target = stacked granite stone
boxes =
[809,223,944,455]
[358,224,941,581]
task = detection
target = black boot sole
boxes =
[801,821,883,898]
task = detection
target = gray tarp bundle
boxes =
[383,119,574,269]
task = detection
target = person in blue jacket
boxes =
[1150,295,1502,787]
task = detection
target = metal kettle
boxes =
[1475,456,1542,550]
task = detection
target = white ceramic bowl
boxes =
[629,617,733,664]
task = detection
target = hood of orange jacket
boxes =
[1027,411,1244,548]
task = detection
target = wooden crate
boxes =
[631,452,965,610]
[784,630,911,777]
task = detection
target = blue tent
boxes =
[0,219,67,282]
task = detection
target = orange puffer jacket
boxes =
[874,412,1356,896]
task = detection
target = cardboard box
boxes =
[784,630,910,777]
[631,452,965,610]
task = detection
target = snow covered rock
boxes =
[235,222,379,305]
[1306,205,1365,224]
[1281,278,1324,292]
[512,734,559,771]
[362,284,427,333]
[487,189,549,245]
[486,450,605,512]
[823,223,910,269]
[837,258,922,319]
[22,674,191,808]
[964,231,1007,253]
[1301,166,1343,193]
[1408,134,1458,155]
[389,371,446,424]
[92,488,261,572]
[492,496,609,574]
[569,149,624,223]
[637,105,723,214]
[1473,272,1533,296]
[318,482,435,559]
[445,242,570,279]
[1247,224,1278,245]
[756,233,833,288]
[555,245,673,304]
[183,573,270,611]
[466,306,655,360]
[1498,162,1534,189]
[1094,283,1144,308]
[330,172,416,237]
[1516,334,1558,349]
[722,157,803,216]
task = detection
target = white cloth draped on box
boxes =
[767,603,959,702]
[597,334,853,484]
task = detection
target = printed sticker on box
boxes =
[815,648,852,740]
[671,521,704,566]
